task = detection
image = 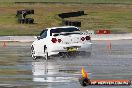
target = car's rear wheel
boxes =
[59,52,77,58]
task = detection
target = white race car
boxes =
[31,26,92,59]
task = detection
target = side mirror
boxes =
[34,36,40,40]
[37,36,40,40]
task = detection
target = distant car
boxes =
[31,26,92,59]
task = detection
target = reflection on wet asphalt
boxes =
[0,40,132,88]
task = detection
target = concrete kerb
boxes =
[0,34,132,42]
[91,33,132,40]
[0,36,36,42]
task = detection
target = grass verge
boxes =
[0,2,132,35]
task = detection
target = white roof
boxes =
[47,26,78,29]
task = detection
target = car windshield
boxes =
[50,27,80,36]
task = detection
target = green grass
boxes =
[68,11,132,33]
[0,2,132,35]
[1,0,132,4]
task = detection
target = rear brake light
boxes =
[81,37,85,41]
[51,38,57,43]
[86,36,91,40]
[51,38,62,43]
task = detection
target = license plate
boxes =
[67,47,77,52]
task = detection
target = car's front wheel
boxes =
[31,45,39,60]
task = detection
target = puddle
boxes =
[0,41,132,88]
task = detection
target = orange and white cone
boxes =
[3,42,7,48]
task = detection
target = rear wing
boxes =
[81,32,90,35]
[52,31,81,36]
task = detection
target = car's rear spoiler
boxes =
[52,31,81,36]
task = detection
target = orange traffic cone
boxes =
[3,42,7,48]
[81,67,89,78]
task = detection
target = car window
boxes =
[39,29,47,39]
[50,27,80,36]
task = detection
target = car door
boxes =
[36,29,48,54]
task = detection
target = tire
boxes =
[25,9,34,14]
[59,52,76,58]
[21,19,25,24]
[17,9,34,15]
[28,18,34,24]
[79,77,91,86]
[24,18,28,24]
[21,18,34,24]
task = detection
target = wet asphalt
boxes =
[0,40,132,88]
